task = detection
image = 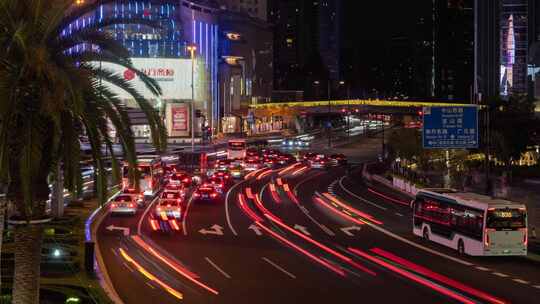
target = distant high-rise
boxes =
[499,0,528,97]
[474,0,500,102]
[268,0,314,91]
[269,0,341,98]
[216,0,267,21]
[315,0,342,82]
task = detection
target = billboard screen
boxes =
[97,58,199,100]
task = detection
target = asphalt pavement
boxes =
[94,135,540,304]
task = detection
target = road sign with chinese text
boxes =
[422,106,479,149]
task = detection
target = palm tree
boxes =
[0,1,167,302]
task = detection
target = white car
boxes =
[121,188,144,207]
[243,159,262,171]
[110,195,137,216]
[155,192,183,219]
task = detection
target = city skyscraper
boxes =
[474,0,500,102]
[500,0,528,97]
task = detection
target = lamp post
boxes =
[339,80,350,140]
[187,44,197,152]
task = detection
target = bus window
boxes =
[228,141,246,150]
[487,209,526,229]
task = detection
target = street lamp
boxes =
[339,80,350,140]
[187,44,197,152]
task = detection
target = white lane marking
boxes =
[493,272,509,278]
[137,195,160,235]
[146,282,156,289]
[293,224,311,236]
[262,257,296,279]
[198,224,225,236]
[225,178,252,236]
[182,195,194,236]
[512,278,530,284]
[395,212,404,217]
[123,262,134,273]
[205,257,232,279]
[289,174,337,236]
[340,226,362,236]
[338,176,388,211]
[298,205,335,236]
[314,192,473,267]
[533,285,540,289]
[248,224,263,236]
[475,266,491,271]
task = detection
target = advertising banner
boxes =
[96,58,198,100]
[171,106,188,131]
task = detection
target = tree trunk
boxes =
[51,162,64,218]
[11,224,44,304]
[0,190,6,290]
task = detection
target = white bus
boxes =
[122,156,163,197]
[227,139,247,160]
[412,189,527,256]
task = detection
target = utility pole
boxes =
[328,81,331,148]
[484,105,491,195]
[187,44,197,152]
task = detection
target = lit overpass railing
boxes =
[250,99,476,109]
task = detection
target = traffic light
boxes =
[195,109,202,118]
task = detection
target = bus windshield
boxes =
[486,209,526,229]
[122,165,151,177]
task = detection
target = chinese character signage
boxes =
[171,106,188,132]
[422,106,479,149]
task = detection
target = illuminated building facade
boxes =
[500,0,529,97]
[70,0,220,141]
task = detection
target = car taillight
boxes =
[167,204,171,207]
[129,203,135,208]
[183,178,189,183]
[484,229,494,246]
[150,219,159,231]
[111,203,117,208]
[193,192,200,197]
[177,199,182,203]
[211,193,218,198]
[521,228,528,246]
[156,207,161,212]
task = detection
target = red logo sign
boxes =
[124,69,136,81]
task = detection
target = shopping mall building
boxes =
[75,0,273,143]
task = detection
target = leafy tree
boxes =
[489,94,539,169]
[0,1,166,302]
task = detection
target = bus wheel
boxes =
[457,239,465,255]
[423,227,429,241]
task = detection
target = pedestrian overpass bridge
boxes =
[249,99,477,118]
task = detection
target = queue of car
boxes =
[112,146,348,233]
